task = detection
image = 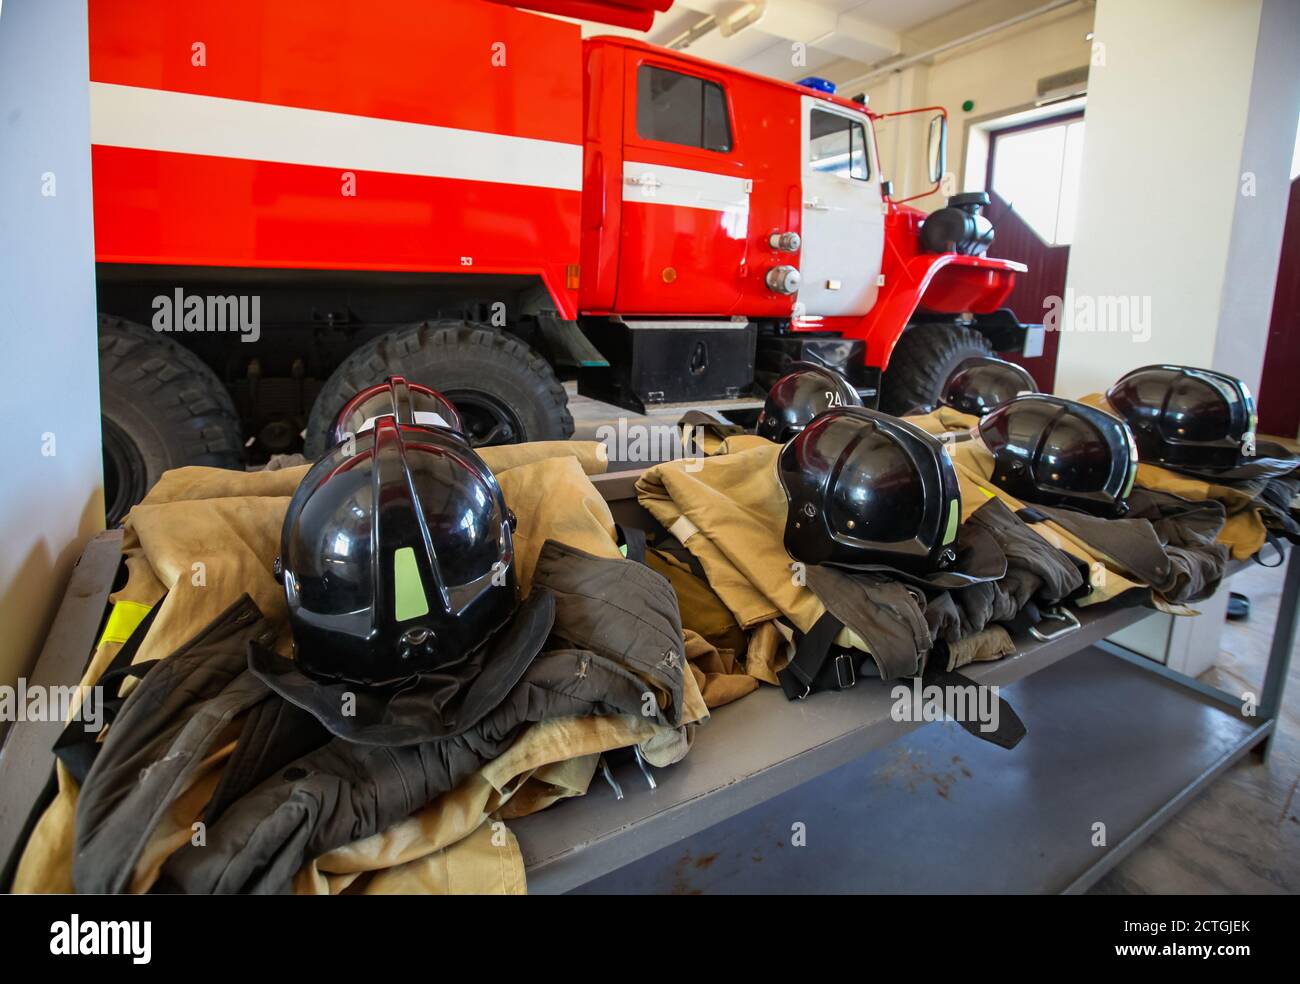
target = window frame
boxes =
[984,109,1086,245]
[808,105,873,183]
[633,62,735,156]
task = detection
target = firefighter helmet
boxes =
[777,407,962,577]
[979,394,1137,516]
[941,356,1037,417]
[277,416,517,686]
[1106,365,1256,471]
[756,362,863,444]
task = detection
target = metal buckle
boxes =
[597,755,624,800]
[632,745,657,791]
[834,653,857,689]
[1028,606,1081,642]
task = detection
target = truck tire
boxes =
[878,323,994,416]
[98,315,244,525]
[303,320,574,458]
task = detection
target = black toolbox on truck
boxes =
[577,318,757,413]
[754,331,876,401]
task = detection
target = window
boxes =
[989,116,1085,245]
[636,65,732,153]
[809,109,870,181]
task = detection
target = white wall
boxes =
[852,4,1096,209]
[0,0,104,693]
[1213,0,1300,394]
[1055,0,1299,399]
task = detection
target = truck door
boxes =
[798,97,884,317]
[616,59,749,314]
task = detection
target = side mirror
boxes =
[927,113,948,186]
[880,179,894,199]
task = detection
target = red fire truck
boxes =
[89,0,1034,521]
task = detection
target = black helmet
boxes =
[756,362,863,444]
[330,375,464,447]
[941,356,1037,417]
[1106,365,1256,471]
[777,407,962,577]
[978,394,1137,516]
[278,415,517,686]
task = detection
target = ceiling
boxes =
[573,0,1020,83]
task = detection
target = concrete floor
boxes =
[1090,561,1300,894]
[571,385,1300,893]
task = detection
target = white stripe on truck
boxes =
[90,81,583,192]
[622,160,750,215]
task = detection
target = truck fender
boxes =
[859,253,1026,369]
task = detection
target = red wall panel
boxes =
[1257,178,1300,437]
[983,191,1068,393]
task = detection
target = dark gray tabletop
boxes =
[515,587,1163,894]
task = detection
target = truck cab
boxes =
[574,35,1028,415]
[580,36,885,321]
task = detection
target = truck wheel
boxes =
[303,320,574,457]
[878,323,994,415]
[98,315,244,525]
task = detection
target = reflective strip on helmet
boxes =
[1122,429,1139,498]
[393,546,430,622]
[357,411,451,434]
[96,599,152,648]
[942,499,959,545]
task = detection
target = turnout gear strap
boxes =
[53,600,163,786]
[777,614,1027,750]
[804,566,932,681]
[923,665,1027,750]
[778,612,850,700]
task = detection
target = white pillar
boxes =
[1054,0,1300,399]
[0,1,103,697]
[1057,0,1300,676]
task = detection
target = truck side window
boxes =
[810,109,870,181]
[637,65,733,153]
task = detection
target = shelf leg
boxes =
[1252,544,1300,761]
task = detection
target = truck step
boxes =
[637,395,765,416]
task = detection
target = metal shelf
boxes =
[2,472,1294,896]
[563,646,1271,894]
[512,568,1283,894]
